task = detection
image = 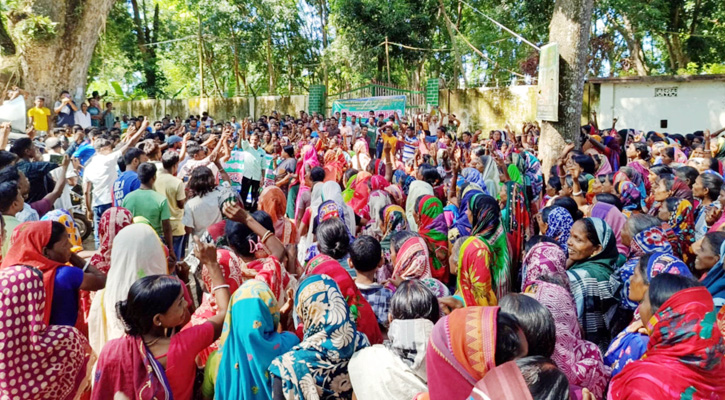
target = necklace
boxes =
[144,335,163,347]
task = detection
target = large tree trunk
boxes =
[0,17,15,55]
[7,0,117,103]
[539,0,594,178]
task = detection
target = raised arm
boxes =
[194,236,230,339]
[42,155,71,205]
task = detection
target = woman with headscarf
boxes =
[352,138,372,172]
[527,280,610,400]
[213,280,300,400]
[89,207,134,273]
[40,209,84,253]
[447,182,485,243]
[469,193,511,299]
[362,190,391,240]
[260,186,299,246]
[391,236,449,298]
[406,180,434,231]
[304,181,355,253]
[305,254,383,344]
[479,155,501,200]
[323,137,347,182]
[605,252,692,377]
[0,266,94,400]
[501,177,532,270]
[541,206,573,255]
[422,306,526,400]
[1,221,106,327]
[613,171,643,215]
[453,236,497,307]
[347,171,373,217]
[658,197,696,265]
[269,274,369,400]
[459,167,488,194]
[88,223,168,355]
[608,280,725,399]
[521,241,569,291]
[378,205,409,282]
[415,194,449,283]
[616,219,672,312]
[566,217,620,351]
[590,201,628,255]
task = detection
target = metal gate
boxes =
[325,80,428,116]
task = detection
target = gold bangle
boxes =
[261,231,274,243]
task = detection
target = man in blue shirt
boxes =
[112,147,147,206]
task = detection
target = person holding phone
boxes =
[53,90,78,128]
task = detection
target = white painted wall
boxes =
[596,80,725,133]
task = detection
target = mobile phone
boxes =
[49,154,63,164]
[184,254,201,274]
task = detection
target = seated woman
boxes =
[269,274,369,400]
[349,280,440,400]
[469,356,571,400]
[609,274,725,399]
[0,220,106,326]
[468,193,511,299]
[259,186,299,273]
[527,279,610,400]
[0,265,94,400]
[698,231,725,308]
[390,232,449,298]
[88,223,169,355]
[566,217,620,351]
[211,280,299,400]
[423,306,527,400]
[92,237,230,400]
[447,236,497,307]
[605,252,692,377]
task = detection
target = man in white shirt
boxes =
[239,132,265,210]
[74,103,92,129]
[340,118,353,150]
[83,120,146,246]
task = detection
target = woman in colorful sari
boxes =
[590,201,628,255]
[521,241,569,291]
[305,254,384,344]
[451,236,497,307]
[378,204,409,282]
[391,235,449,298]
[501,177,532,270]
[613,170,643,215]
[608,276,725,399]
[478,155,501,200]
[469,193,511,299]
[1,221,107,327]
[213,280,300,400]
[0,265,94,400]
[269,274,369,400]
[615,215,672,312]
[351,138,372,172]
[459,167,488,194]
[323,137,347,182]
[566,217,620,351]
[605,252,692,377]
[259,186,299,273]
[527,279,610,400]
[657,197,695,266]
[415,194,449,283]
[347,171,373,217]
[88,223,168,356]
[447,182,484,243]
[423,306,526,400]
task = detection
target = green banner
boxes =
[331,95,406,121]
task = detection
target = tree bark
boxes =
[0,16,16,55]
[7,0,117,103]
[540,0,594,178]
[615,14,649,76]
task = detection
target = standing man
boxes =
[340,117,352,150]
[84,120,146,246]
[101,102,115,128]
[27,96,51,135]
[154,151,187,259]
[122,162,174,260]
[54,90,78,128]
[112,147,147,206]
[239,130,265,210]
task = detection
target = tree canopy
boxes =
[3,0,724,99]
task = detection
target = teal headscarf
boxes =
[215,280,299,400]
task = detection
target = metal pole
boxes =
[385,36,391,84]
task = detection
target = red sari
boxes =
[1,221,66,325]
[608,286,725,399]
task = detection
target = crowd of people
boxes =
[1,89,725,400]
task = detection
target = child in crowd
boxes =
[350,235,393,329]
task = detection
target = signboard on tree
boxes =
[536,43,559,121]
[332,95,406,121]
